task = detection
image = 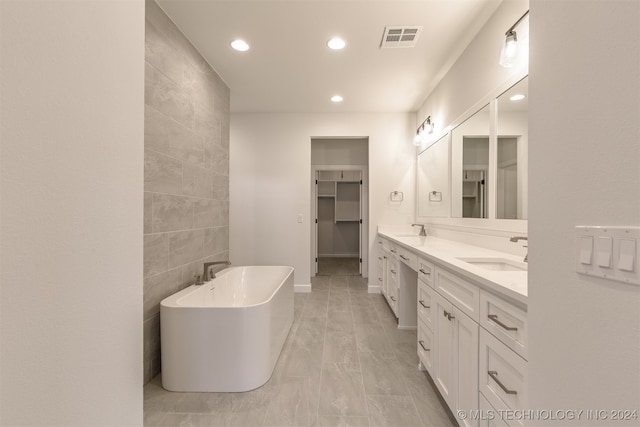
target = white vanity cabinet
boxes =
[431,271,479,427]
[377,232,527,427]
[417,261,436,377]
[386,254,399,316]
[378,236,418,327]
[375,236,387,296]
[478,291,528,427]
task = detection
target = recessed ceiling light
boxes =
[330,95,344,103]
[510,94,526,101]
[327,37,346,50]
[230,39,250,52]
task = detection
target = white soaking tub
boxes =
[160,266,294,392]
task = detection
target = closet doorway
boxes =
[311,138,368,278]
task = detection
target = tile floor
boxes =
[317,257,360,276]
[144,274,456,427]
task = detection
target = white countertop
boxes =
[378,229,528,307]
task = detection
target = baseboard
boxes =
[294,283,311,293]
[397,325,417,331]
[367,285,381,294]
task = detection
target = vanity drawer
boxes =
[479,329,527,427]
[417,318,434,376]
[387,281,398,317]
[480,290,528,360]
[479,393,510,427]
[388,257,398,284]
[417,280,435,330]
[387,241,399,259]
[398,247,418,271]
[417,257,435,288]
[435,267,480,322]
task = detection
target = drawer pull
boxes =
[418,340,430,352]
[488,314,518,331]
[419,268,431,275]
[390,269,396,274]
[390,296,397,302]
[390,249,397,253]
[400,254,409,260]
[378,256,382,260]
[443,310,455,321]
[378,278,382,282]
[419,300,430,309]
[488,371,517,395]
[378,241,382,244]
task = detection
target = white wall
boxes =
[0,2,144,426]
[230,113,415,287]
[528,0,640,422]
[416,0,529,134]
[311,138,368,166]
[413,0,529,247]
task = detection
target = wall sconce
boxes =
[413,116,434,146]
[499,10,529,68]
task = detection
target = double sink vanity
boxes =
[376,229,528,427]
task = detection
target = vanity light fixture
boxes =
[510,94,526,101]
[327,37,346,50]
[499,10,529,68]
[413,116,434,146]
[230,39,250,52]
[330,95,344,103]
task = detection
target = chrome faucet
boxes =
[509,236,528,262]
[203,260,231,282]
[411,223,427,237]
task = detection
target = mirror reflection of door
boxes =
[497,137,518,219]
[462,137,488,218]
[496,76,528,219]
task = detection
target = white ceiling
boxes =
[157,0,503,114]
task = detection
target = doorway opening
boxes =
[310,138,369,279]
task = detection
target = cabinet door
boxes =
[433,292,455,409]
[417,318,434,376]
[376,249,386,295]
[454,306,479,427]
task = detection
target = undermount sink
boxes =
[457,257,527,272]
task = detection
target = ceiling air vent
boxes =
[380,26,422,48]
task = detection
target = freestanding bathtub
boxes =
[160,266,294,392]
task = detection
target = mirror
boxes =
[417,134,449,218]
[451,104,490,218]
[496,77,528,219]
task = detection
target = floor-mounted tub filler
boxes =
[160,266,294,392]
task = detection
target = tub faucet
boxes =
[509,236,528,262]
[203,261,231,281]
[411,223,427,237]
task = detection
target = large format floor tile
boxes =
[144,274,455,427]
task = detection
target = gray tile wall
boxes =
[144,0,230,384]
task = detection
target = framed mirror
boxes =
[451,104,490,218]
[496,77,528,219]
[417,134,449,218]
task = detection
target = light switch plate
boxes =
[575,226,640,286]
